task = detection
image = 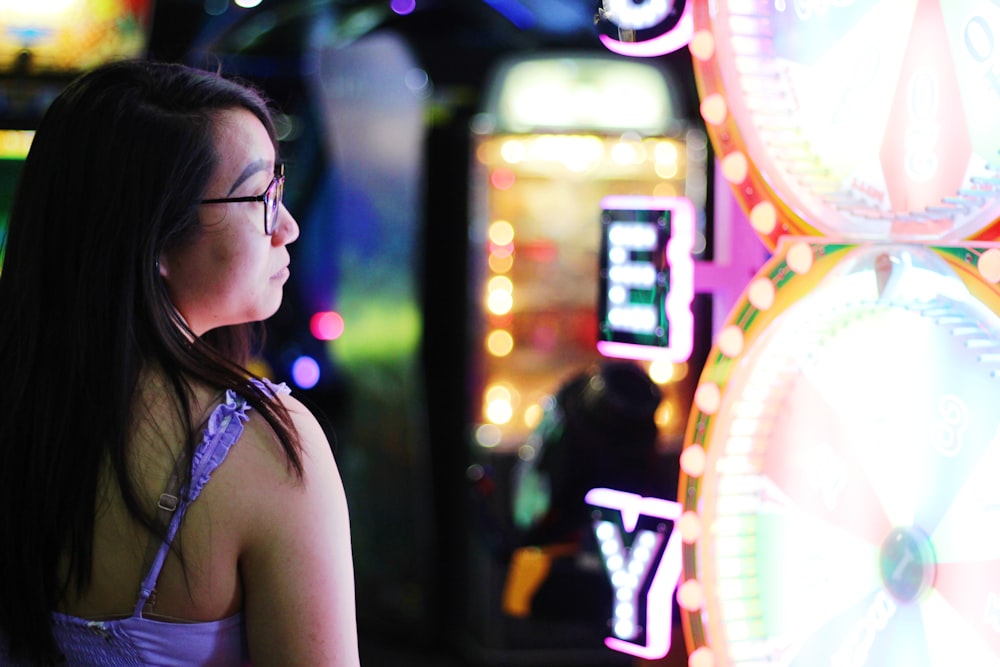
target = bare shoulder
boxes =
[216,390,335,490]
[219,389,347,534]
[210,389,360,666]
[274,390,335,468]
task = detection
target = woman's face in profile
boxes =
[159,107,299,336]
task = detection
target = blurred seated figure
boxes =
[503,360,664,621]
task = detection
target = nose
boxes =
[272,203,299,246]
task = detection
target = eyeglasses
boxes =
[200,164,285,235]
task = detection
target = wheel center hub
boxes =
[879,527,936,604]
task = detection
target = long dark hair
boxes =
[0,60,303,662]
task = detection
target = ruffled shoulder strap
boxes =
[133,379,291,617]
[187,379,290,500]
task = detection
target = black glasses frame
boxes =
[201,164,285,235]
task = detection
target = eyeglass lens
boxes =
[265,176,283,234]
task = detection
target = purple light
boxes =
[291,355,321,389]
[390,0,416,15]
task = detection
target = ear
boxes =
[158,254,170,279]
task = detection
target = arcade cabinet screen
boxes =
[0,0,151,73]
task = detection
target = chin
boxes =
[259,297,284,322]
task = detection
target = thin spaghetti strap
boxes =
[133,487,190,617]
[130,384,289,618]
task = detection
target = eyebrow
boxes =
[227,159,270,196]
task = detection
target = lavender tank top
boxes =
[11,380,289,667]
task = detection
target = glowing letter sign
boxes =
[585,487,683,660]
[597,195,694,363]
[596,0,693,58]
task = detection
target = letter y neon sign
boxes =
[585,487,683,660]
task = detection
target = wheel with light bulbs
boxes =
[677,3,1000,666]
[678,238,1000,666]
[687,0,1000,250]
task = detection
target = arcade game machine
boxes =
[0,0,153,269]
[676,2,1000,666]
[461,50,710,664]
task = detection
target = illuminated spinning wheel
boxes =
[677,2,1000,666]
[689,0,1000,249]
[679,240,1000,665]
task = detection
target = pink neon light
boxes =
[310,311,345,341]
[585,487,684,660]
[598,1,693,58]
[597,195,695,363]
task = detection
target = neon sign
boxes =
[597,195,695,363]
[596,0,693,58]
[585,487,683,659]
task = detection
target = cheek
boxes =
[219,239,271,283]
[199,225,258,279]
[213,241,276,307]
[162,223,279,330]
[164,238,234,305]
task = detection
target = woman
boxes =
[0,60,360,665]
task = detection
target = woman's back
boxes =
[39,373,359,666]
[60,375,246,624]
